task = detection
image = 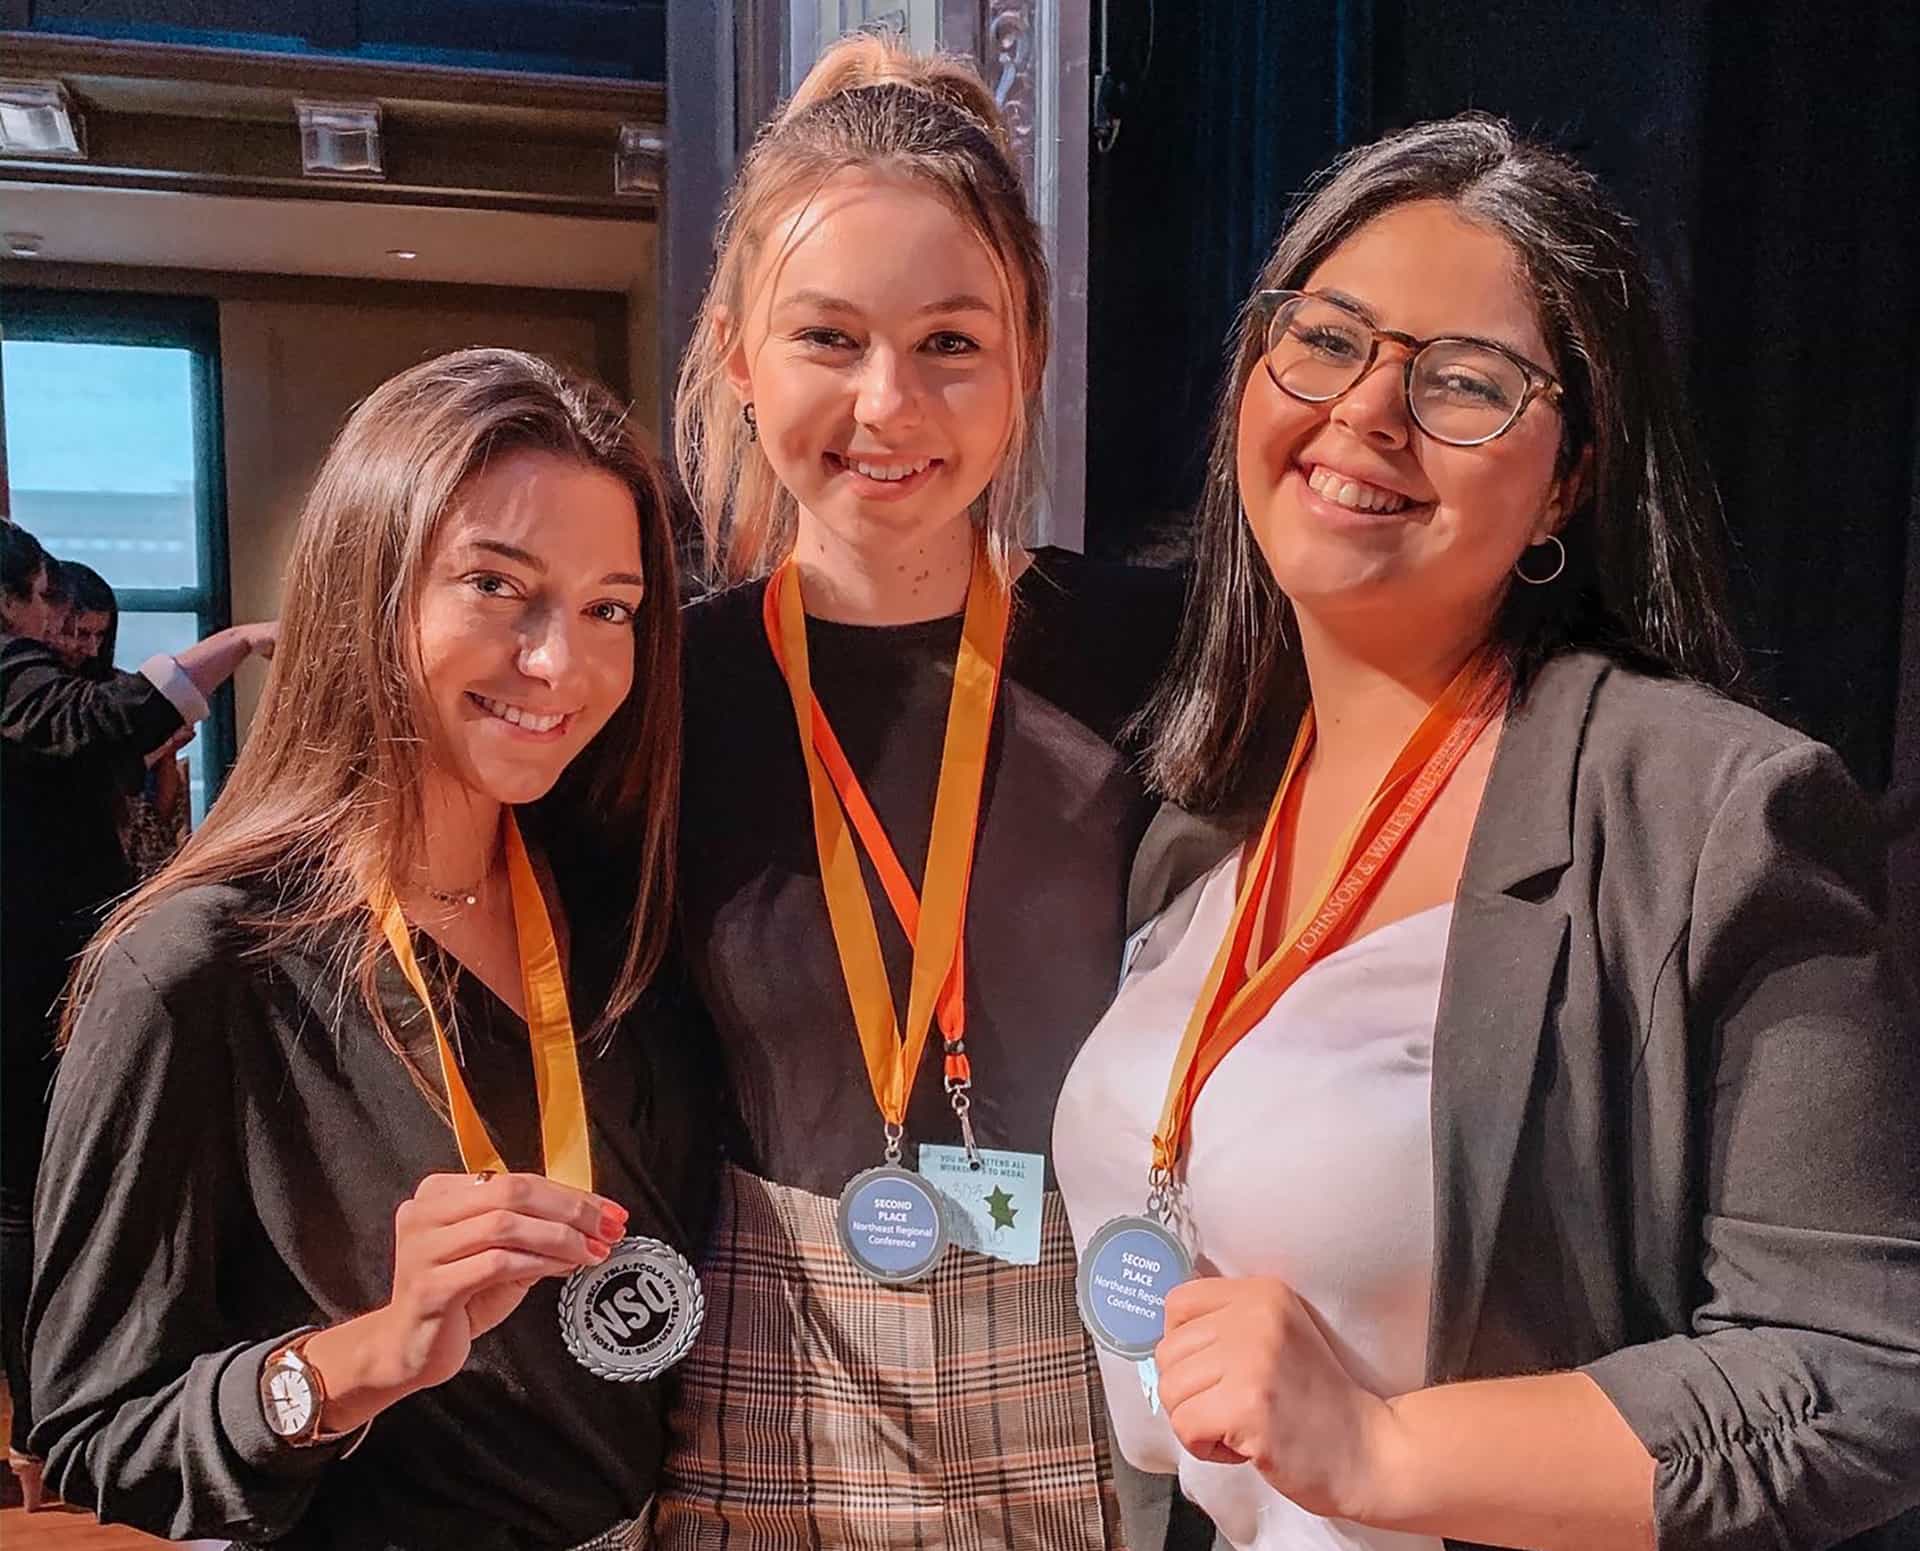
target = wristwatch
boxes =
[259,1331,360,1448]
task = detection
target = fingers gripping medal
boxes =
[377,815,704,1380]
[1078,660,1504,1370]
[765,553,1009,1285]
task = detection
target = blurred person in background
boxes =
[36,559,73,658]
[52,558,193,874]
[52,559,118,677]
[1,519,272,1510]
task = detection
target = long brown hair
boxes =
[675,30,1050,587]
[1140,114,1744,814]
[64,348,682,1049]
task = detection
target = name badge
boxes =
[919,1145,1044,1267]
[1075,1214,1192,1359]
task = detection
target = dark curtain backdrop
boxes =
[1687,3,1919,789]
[1085,0,1920,794]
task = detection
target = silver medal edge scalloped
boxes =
[558,1234,707,1384]
[836,1164,948,1285]
[1075,1213,1192,1360]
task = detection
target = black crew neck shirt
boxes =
[680,549,1183,1194]
[29,877,718,1550]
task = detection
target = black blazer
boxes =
[1129,651,1920,1551]
[1,631,182,938]
[1,629,184,1087]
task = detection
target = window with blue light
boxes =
[1,295,233,820]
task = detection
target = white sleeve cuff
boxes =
[139,653,211,725]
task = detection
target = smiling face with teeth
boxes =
[722,171,1021,583]
[415,449,646,809]
[1238,200,1578,645]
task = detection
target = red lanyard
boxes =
[762,553,1011,1142]
[1151,660,1503,1178]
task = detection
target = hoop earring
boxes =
[741,403,757,443]
[1514,534,1566,586]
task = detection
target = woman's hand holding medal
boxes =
[1156,1276,1399,1522]
[302,1172,627,1431]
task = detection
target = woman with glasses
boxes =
[1055,115,1920,1550]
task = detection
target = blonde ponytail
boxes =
[675,32,1049,588]
[779,30,1010,153]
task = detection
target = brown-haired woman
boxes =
[1055,117,1920,1549]
[661,31,1180,1550]
[28,348,715,1550]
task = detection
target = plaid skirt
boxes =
[652,1165,1125,1550]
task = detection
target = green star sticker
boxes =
[984,1185,1018,1232]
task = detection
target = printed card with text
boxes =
[919,1145,1045,1267]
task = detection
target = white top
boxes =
[1055,853,1450,1551]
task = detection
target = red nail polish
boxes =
[599,1207,626,1241]
[587,1238,611,1261]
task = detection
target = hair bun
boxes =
[779,30,1012,155]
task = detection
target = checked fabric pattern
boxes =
[653,1164,1125,1550]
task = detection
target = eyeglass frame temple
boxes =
[1250,288,1564,442]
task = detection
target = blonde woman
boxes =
[658,32,1182,1551]
[29,350,713,1550]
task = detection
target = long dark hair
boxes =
[1139,113,1744,813]
[66,349,682,1051]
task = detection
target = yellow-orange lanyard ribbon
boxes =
[376,812,592,1191]
[1149,659,1503,1182]
[765,551,1010,1146]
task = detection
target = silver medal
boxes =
[559,1234,705,1382]
[835,1164,948,1284]
[1075,1213,1192,1359]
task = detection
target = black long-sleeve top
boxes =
[679,549,1184,1191]
[28,876,718,1550]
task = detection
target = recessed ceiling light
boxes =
[387,248,418,260]
[0,81,85,160]
[615,122,663,196]
[295,99,383,179]
[4,231,45,257]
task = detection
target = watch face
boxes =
[264,1362,316,1437]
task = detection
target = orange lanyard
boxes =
[762,552,1010,1150]
[375,813,592,1190]
[1149,660,1503,1183]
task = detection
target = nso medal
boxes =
[837,1165,947,1284]
[1076,1215,1192,1359]
[560,1235,705,1382]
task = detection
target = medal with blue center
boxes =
[1077,1161,1193,1412]
[1076,1200,1194,1363]
[837,1152,949,1284]
[765,550,1012,1286]
[1078,659,1505,1406]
